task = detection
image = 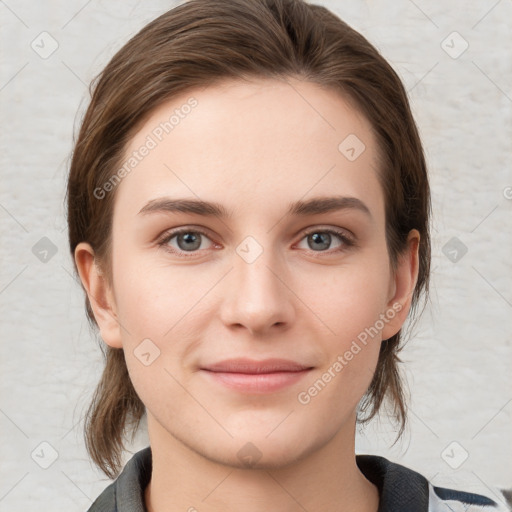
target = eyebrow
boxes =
[138,195,371,219]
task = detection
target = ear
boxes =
[74,242,123,349]
[381,229,420,340]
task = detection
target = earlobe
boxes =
[74,242,123,349]
[381,230,420,340]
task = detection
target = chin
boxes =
[204,441,314,471]
[199,426,323,471]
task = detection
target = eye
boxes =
[157,226,355,258]
[157,228,216,256]
[296,228,355,253]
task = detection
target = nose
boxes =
[219,244,295,337]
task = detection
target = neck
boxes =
[144,416,379,512]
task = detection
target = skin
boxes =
[75,76,419,512]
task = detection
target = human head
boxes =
[67,0,430,478]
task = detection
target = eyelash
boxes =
[156,226,356,258]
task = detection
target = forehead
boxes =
[112,77,384,223]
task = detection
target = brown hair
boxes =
[66,0,430,478]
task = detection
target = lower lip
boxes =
[202,369,312,393]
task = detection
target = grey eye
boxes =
[306,232,333,251]
[174,232,204,251]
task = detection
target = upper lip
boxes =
[201,358,312,374]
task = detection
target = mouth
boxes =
[200,358,314,394]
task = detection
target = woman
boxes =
[66,0,509,510]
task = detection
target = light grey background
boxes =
[1,0,511,510]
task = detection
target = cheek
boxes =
[297,255,391,396]
[111,251,205,338]
[110,253,222,402]
[302,257,392,344]
[296,272,386,418]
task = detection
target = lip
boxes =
[200,358,313,394]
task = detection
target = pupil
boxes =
[310,232,330,250]
[179,232,200,251]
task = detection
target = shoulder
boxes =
[86,447,152,512]
[86,481,116,512]
[356,454,510,512]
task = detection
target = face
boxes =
[78,77,417,469]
